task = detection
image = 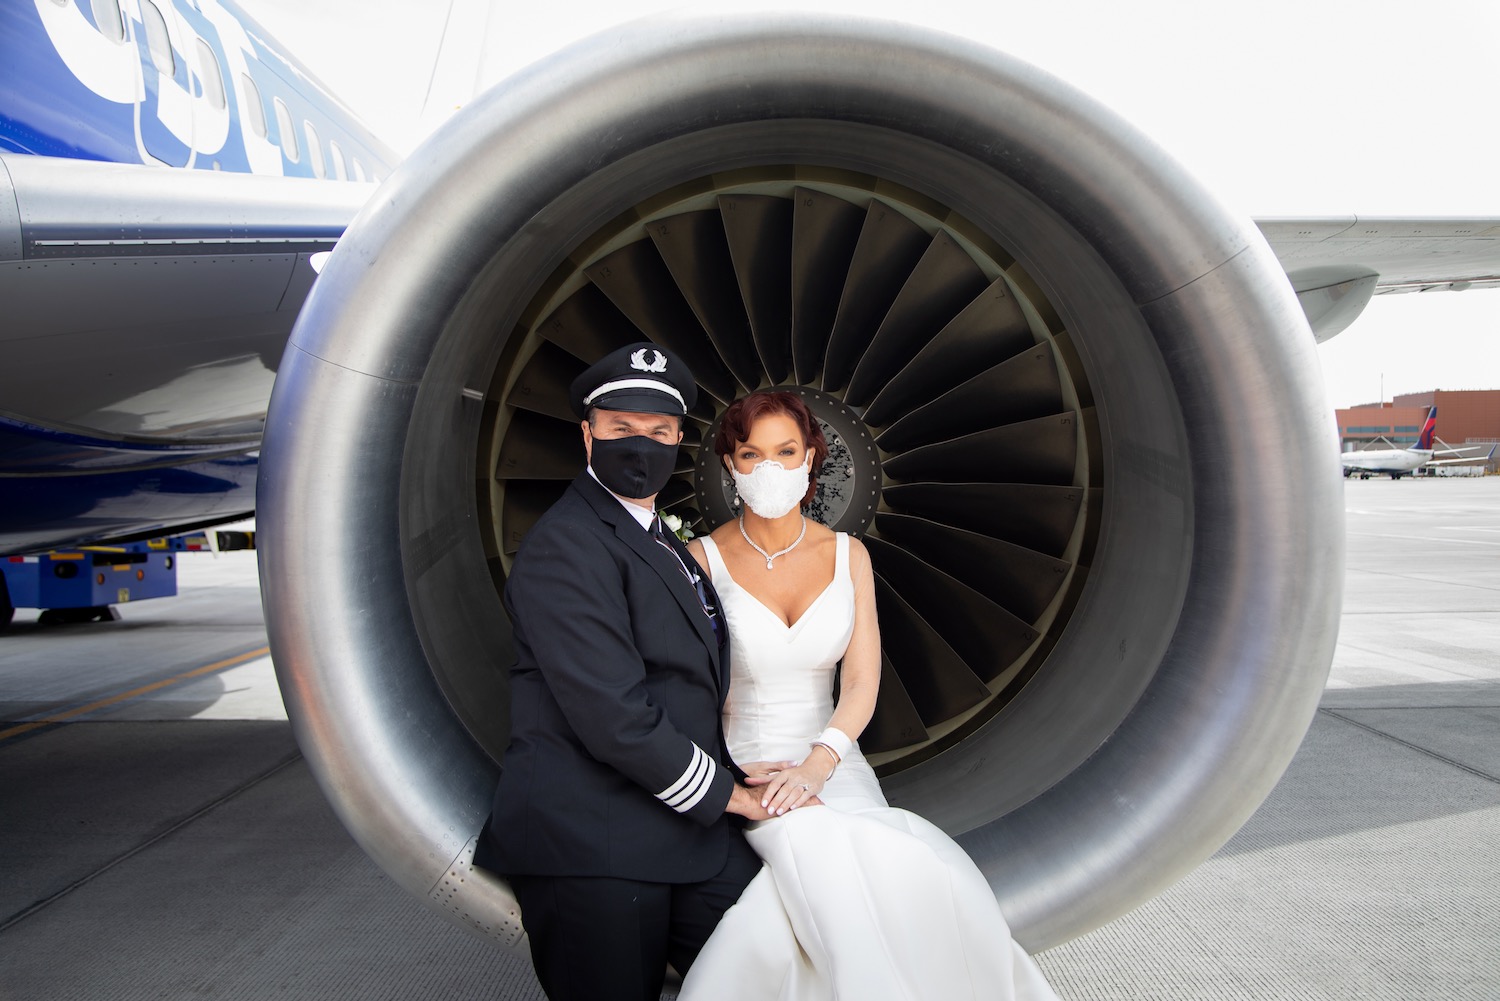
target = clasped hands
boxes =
[737,754,830,817]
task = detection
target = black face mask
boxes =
[590,433,678,499]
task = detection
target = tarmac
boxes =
[1,477,1496,1000]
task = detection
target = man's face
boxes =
[581,408,683,464]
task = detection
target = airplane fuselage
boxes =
[0,0,394,555]
[1340,447,1431,474]
[4,0,391,177]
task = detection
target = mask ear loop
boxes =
[721,454,740,508]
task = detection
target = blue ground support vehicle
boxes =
[0,531,254,627]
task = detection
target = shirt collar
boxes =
[587,466,655,531]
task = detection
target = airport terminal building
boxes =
[1336,389,1500,472]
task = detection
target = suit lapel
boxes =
[660,528,731,696]
[573,474,723,680]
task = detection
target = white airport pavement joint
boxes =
[0,748,303,935]
[1347,531,1500,548]
[1319,708,1500,786]
[1344,567,1500,596]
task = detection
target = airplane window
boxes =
[329,139,349,181]
[273,98,300,162]
[194,39,226,110]
[141,1,174,76]
[241,74,267,139]
[89,0,126,43]
[303,121,326,179]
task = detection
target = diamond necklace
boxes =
[738,514,807,569]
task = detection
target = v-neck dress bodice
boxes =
[700,533,859,784]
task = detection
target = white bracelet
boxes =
[809,742,840,780]
[814,727,852,759]
[812,727,853,776]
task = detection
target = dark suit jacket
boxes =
[476,472,739,883]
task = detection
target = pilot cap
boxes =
[569,341,698,418]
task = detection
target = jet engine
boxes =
[258,14,1343,951]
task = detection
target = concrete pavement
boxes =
[2,481,1497,999]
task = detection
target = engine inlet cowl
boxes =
[259,12,1343,952]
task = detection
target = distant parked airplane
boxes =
[1340,407,1495,478]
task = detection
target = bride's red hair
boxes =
[714,392,828,508]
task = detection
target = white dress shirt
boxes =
[587,466,656,531]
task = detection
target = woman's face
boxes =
[725,411,808,474]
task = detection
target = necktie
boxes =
[652,516,723,647]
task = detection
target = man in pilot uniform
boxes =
[475,342,771,1001]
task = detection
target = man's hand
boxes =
[725,783,776,821]
[725,782,822,821]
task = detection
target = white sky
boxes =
[245,0,1500,409]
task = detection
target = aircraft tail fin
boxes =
[1415,406,1437,450]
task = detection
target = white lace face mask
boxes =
[731,458,810,519]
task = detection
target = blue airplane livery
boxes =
[0,0,397,605]
[2,0,392,177]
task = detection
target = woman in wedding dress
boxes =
[680,391,1058,1001]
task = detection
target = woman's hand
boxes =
[758,760,826,816]
[739,760,795,786]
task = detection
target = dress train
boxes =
[678,533,1058,1001]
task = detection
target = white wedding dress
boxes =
[680,533,1058,1001]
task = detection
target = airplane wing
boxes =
[1255,217,1500,341]
[1429,445,1498,464]
[0,153,372,554]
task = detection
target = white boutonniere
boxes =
[661,512,694,542]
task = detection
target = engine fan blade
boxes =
[862,277,1032,428]
[719,194,793,385]
[536,283,643,362]
[505,340,588,423]
[873,574,990,724]
[860,652,931,754]
[790,186,865,385]
[822,200,929,393]
[876,513,1070,623]
[648,210,764,393]
[865,536,1040,683]
[496,409,585,481]
[587,242,738,403]
[875,346,1061,453]
[844,230,991,406]
[883,413,1077,486]
[882,482,1093,559]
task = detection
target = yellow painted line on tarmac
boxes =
[0,645,271,742]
